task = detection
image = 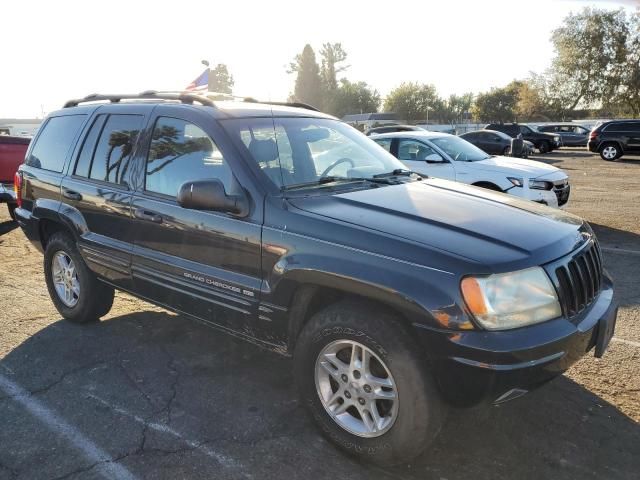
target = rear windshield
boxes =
[25,115,86,172]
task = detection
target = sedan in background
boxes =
[371,131,570,208]
[538,124,590,146]
[459,129,534,157]
[365,124,425,136]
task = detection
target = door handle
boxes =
[62,189,82,201]
[134,208,163,223]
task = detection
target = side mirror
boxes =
[177,179,249,217]
[425,153,445,163]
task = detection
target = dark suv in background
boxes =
[14,92,617,466]
[486,123,561,153]
[588,120,640,161]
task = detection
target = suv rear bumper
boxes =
[415,276,616,407]
[0,183,16,203]
[14,207,44,253]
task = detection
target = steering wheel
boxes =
[320,158,355,178]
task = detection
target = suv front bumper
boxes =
[0,183,16,203]
[416,276,616,407]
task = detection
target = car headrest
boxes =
[248,138,278,164]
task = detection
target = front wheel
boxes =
[294,301,447,466]
[44,232,114,323]
[538,141,550,154]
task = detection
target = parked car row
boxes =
[371,131,570,208]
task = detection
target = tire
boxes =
[599,143,620,161]
[538,141,550,154]
[501,146,511,156]
[294,300,447,466]
[44,232,114,323]
[7,204,16,221]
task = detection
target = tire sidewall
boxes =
[539,141,549,153]
[44,233,98,322]
[600,143,619,161]
[295,304,443,465]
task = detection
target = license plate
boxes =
[595,306,617,358]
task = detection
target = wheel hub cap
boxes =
[315,340,398,438]
[52,251,80,307]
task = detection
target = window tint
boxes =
[26,115,86,171]
[374,138,392,152]
[89,115,142,184]
[74,115,107,178]
[397,140,439,161]
[145,117,235,197]
[606,122,640,132]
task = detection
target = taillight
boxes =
[14,171,22,208]
[589,131,598,140]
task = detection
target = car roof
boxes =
[369,131,450,140]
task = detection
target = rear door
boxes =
[60,104,150,289]
[130,105,264,338]
[625,122,640,152]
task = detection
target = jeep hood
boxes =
[288,178,588,272]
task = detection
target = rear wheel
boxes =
[44,232,114,323]
[501,146,511,156]
[294,301,447,466]
[7,204,16,221]
[600,143,620,161]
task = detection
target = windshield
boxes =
[430,135,491,162]
[221,117,409,189]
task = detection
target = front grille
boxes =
[553,179,570,206]
[553,241,603,318]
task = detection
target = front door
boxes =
[130,107,263,338]
[394,138,455,180]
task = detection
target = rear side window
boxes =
[26,115,86,172]
[89,115,143,184]
[74,115,107,178]
[605,122,640,132]
[374,138,392,152]
[145,117,236,197]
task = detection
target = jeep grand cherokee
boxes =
[14,92,617,466]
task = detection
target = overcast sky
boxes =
[1,0,637,118]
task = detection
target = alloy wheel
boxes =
[51,251,80,307]
[315,340,399,438]
[602,146,617,160]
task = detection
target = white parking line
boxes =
[0,374,139,480]
[86,393,251,478]
[612,337,640,348]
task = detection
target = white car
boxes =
[371,131,570,208]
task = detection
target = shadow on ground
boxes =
[0,311,638,480]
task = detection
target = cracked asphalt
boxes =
[0,150,639,480]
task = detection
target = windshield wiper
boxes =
[282,176,362,191]
[373,168,418,178]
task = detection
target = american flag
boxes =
[185,69,209,91]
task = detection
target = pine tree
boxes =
[289,45,324,109]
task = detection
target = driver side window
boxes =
[397,139,439,161]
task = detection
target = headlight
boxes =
[507,177,523,187]
[461,267,561,330]
[529,179,553,190]
[554,136,560,142]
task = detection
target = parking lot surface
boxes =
[0,150,638,480]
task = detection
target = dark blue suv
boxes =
[14,92,617,466]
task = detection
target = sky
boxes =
[1,0,637,118]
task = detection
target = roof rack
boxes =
[63,90,320,112]
[63,90,215,108]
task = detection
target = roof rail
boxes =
[63,90,215,108]
[242,98,319,112]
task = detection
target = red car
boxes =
[0,135,30,220]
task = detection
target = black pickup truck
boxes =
[485,123,562,153]
[14,92,616,466]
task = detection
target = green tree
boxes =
[319,43,349,94]
[438,93,474,124]
[549,7,629,113]
[209,64,234,94]
[329,79,380,118]
[471,82,520,123]
[515,77,551,121]
[288,44,324,109]
[611,12,640,117]
[384,82,442,123]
